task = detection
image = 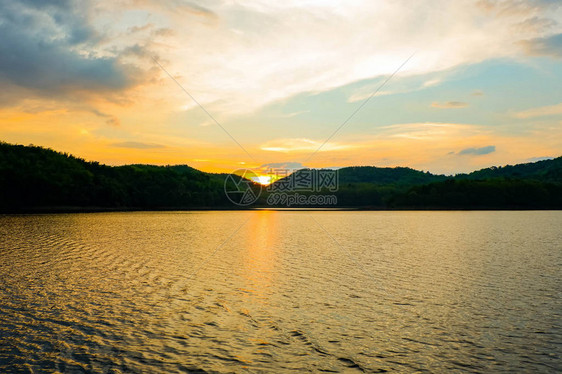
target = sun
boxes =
[252,175,272,185]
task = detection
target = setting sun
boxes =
[252,175,273,186]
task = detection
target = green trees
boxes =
[386,158,562,209]
[337,166,446,185]
[388,178,562,209]
[0,142,228,210]
[1,141,561,211]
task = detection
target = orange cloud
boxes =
[431,101,469,109]
[513,102,562,118]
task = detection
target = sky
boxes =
[1,0,562,175]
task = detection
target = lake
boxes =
[0,211,560,373]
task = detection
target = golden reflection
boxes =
[241,211,280,300]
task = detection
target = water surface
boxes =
[0,211,560,372]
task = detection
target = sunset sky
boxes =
[1,0,562,174]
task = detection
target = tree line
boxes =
[1,142,561,211]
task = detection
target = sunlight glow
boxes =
[252,175,272,185]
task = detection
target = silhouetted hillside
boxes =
[265,157,562,208]
[0,142,227,210]
[338,166,447,185]
[388,178,562,209]
[1,141,561,211]
[386,157,562,209]
[457,157,562,182]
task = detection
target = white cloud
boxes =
[423,78,442,88]
[20,0,562,119]
[94,0,562,115]
[513,102,562,118]
[375,122,487,140]
[260,138,353,152]
[431,101,469,109]
[347,90,393,103]
[347,77,443,103]
[279,110,310,118]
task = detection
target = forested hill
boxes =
[337,166,446,185]
[1,141,561,211]
[386,157,562,209]
[272,157,562,187]
[457,157,562,182]
[0,142,228,210]
[263,157,562,208]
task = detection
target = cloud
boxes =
[513,102,562,118]
[90,109,121,126]
[279,110,310,118]
[476,0,562,20]
[288,121,562,175]
[520,33,562,58]
[431,101,469,109]
[0,0,144,106]
[347,90,393,103]
[135,0,218,20]
[178,1,218,20]
[376,123,483,141]
[515,16,557,33]
[347,76,443,103]
[259,162,305,170]
[3,0,562,116]
[260,138,352,153]
[252,162,305,177]
[472,90,485,96]
[526,156,554,162]
[458,145,496,155]
[423,78,442,88]
[141,0,562,115]
[111,141,165,149]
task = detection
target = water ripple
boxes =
[0,211,561,373]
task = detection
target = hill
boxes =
[386,157,562,209]
[388,178,562,209]
[1,141,561,211]
[337,166,446,185]
[457,157,562,182]
[264,157,562,208]
[0,142,227,210]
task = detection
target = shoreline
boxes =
[1,206,560,214]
